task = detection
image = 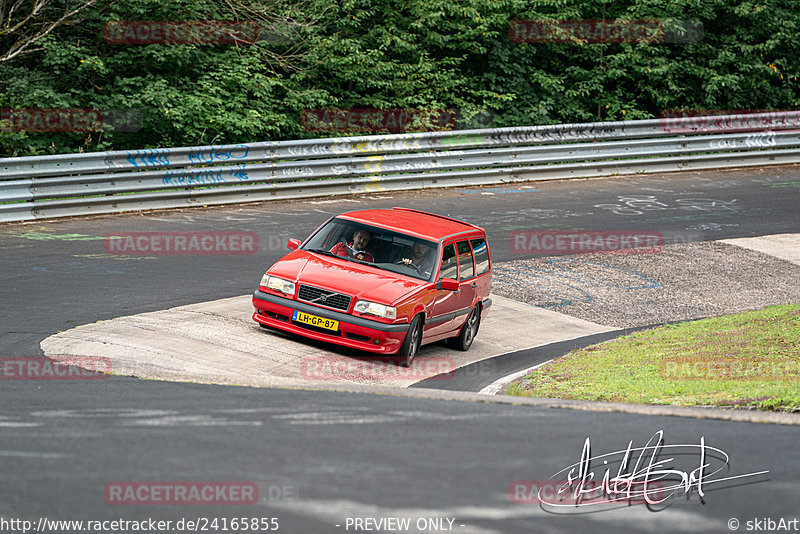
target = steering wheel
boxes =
[394,257,422,274]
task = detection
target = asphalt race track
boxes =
[1,166,800,533]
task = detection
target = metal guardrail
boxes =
[1,112,799,222]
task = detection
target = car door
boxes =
[425,242,461,337]
[452,238,479,330]
[469,235,492,301]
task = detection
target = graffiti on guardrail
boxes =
[487,123,624,145]
[659,109,800,134]
[125,149,171,167]
[123,145,253,168]
[745,132,777,148]
[707,136,781,150]
[2,113,798,223]
[162,168,250,185]
[706,132,778,149]
[187,145,250,164]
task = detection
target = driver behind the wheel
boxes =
[396,241,434,276]
[330,228,375,262]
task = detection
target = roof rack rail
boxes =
[391,207,479,229]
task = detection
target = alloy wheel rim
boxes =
[411,324,420,356]
[465,309,477,345]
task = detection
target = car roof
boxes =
[336,208,483,241]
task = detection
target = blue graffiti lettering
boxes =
[163,170,234,186]
[187,145,250,164]
[126,149,171,168]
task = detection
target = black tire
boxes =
[448,305,480,351]
[395,314,422,367]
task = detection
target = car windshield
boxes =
[301,217,438,282]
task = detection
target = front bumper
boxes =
[252,289,410,354]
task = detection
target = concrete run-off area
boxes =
[40,295,613,388]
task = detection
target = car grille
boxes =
[297,284,352,312]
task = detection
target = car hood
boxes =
[267,250,427,305]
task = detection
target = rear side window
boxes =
[471,237,490,276]
[456,240,474,280]
[438,243,458,280]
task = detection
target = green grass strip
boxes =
[506,304,800,412]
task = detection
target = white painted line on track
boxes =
[478,358,553,396]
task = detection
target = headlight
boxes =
[354,300,397,320]
[261,274,295,295]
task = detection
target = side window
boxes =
[471,237,490,276]
[456,240,474,280]
[438,243,458,280]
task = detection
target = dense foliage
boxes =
[1,0,798,156]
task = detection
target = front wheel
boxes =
[395,315,422,367]
[448,305,480,351]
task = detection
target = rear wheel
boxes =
[448,305,480,351]
[395,314,422,367]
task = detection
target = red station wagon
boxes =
[252,208,492,366]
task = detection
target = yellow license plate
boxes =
[292,310,339,331]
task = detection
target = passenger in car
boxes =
[330,228,375,262]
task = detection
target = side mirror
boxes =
[287,238,301,251]
[437,278,459,291]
